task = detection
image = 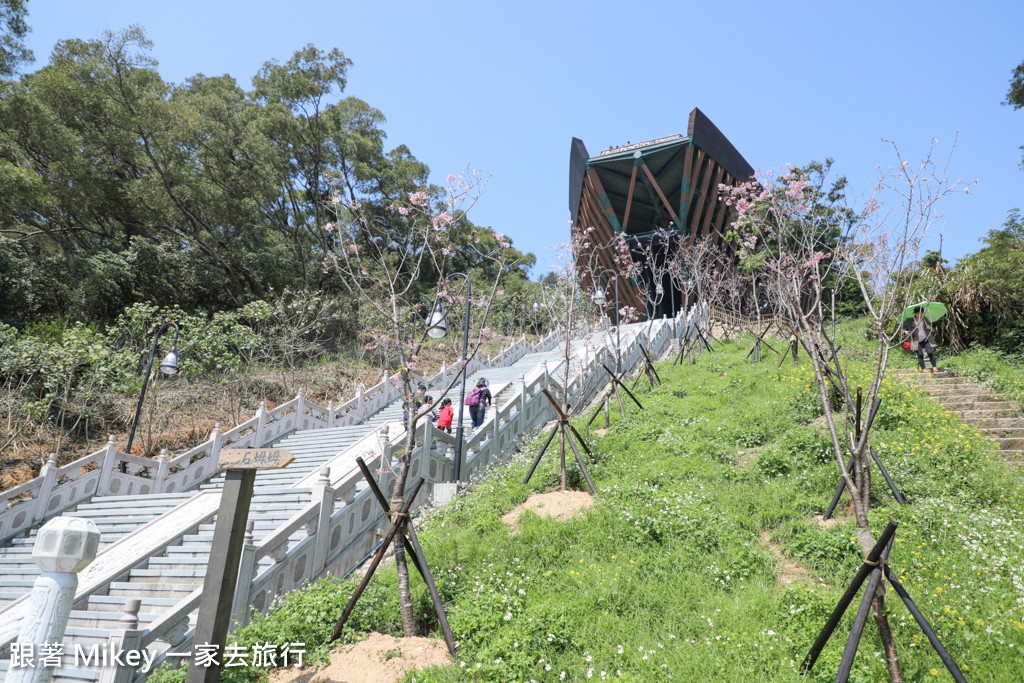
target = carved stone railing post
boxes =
[254,400,268,446]
[95,435,119,498]
[209,422,224,461]
[356,384,365,419]
[518,375,526,418]
[311,467,334,576]
[155,449,170,493]
[421,415,434,454]
[98,599,143,683]
[31,453,59,525]
[326,401,335,428]
[229,520,258,633]
[295,389,306,430]
[8,517,100,683]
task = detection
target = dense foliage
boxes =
[0,0,30,77]
[912,210,1024,353]
[0,28,533,327]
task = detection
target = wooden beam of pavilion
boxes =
[622,162,639,230]
[639,159,679,221]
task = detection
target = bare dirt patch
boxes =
[758,530,814,588]
[812,514,841,528]
[737,446,762,466]
[501,490,594,529]
[268,633,452,683]
[592,428,608,437]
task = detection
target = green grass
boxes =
[163,325,1024,683]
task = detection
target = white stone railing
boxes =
[129,317,677,680]
[0,331,561,546]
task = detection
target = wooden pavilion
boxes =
[568,108,755,319]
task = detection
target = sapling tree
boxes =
[617,226,681,384]
[678,234,729,341]
[721,142,966,681]
[323,167,517,635]
[536,224,632,489]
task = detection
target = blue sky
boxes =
[22,1,1024,277]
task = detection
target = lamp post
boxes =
[427,273,471,483]
[592,269,620,374]
[123,321,180,472]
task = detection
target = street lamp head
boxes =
[656,282,664,296]
[158,345,179,375]
[427,302,448,338]
[532,301,539,311]
[591,287,606,306]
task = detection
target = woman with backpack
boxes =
[465,377,492,430]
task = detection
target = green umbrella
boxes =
[900,301,947,322]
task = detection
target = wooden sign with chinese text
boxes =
[218,448,294,470]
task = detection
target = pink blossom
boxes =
[409,190,429,205]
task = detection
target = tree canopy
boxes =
[0,28,533,328]
[0,0,31,77]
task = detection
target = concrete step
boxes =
[0,544,37,555]
[108,581,200,599]
[61,626,112,649]
[993,437,1024,451]
[0,590,25,605]
[927,388,1005,400]
[129,567,208,581]
[74,494,192,510]
[163,546,212,559]
[66,610,162,629]
[938,400,1019,413]
[972,416,1024,429]
[955,408,1021,420]
[900,375,967,385]
[147,556,210,571]
[88,594,183,613]
[1,571,44,582]
[977,427,1024,438]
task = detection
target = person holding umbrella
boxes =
[902,304,941,372]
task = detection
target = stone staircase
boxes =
[0,323,635,682]
[895,369,1024,460]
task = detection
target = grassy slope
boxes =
[198,320,1024,683]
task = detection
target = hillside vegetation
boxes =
[155,321,1024,682]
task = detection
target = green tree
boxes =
[1005,59,1024,167]
[0,0,31,76]
[1005,60,1024,109]
[940,209,1024,352]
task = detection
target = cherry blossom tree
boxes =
[536,224,632,489]
[721,141,966,681]
[323,166,517,635]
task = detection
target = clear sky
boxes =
[21,1,1024,277]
